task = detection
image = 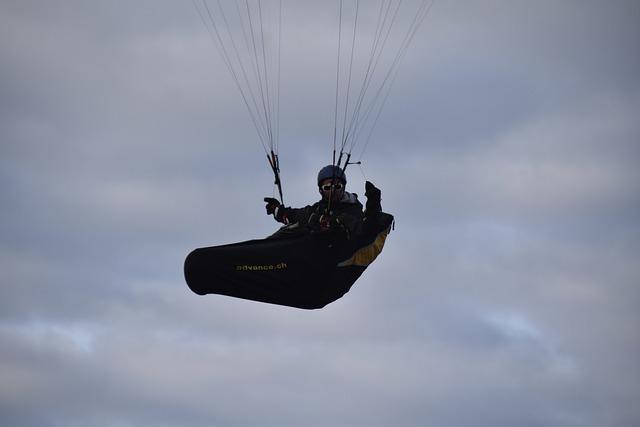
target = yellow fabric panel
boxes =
[338,227,391,267]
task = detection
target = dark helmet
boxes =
[317,165,346,186]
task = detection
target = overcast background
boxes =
[1,1,639,426]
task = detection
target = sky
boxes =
[1,1,639,426]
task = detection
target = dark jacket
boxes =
[274,192,364,239]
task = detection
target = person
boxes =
[264,165,382,239]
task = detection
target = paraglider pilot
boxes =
[264,165,382,238]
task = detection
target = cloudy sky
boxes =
[1,1,639,426]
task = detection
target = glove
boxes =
[365,181,381,200]
[264,197,281,215]
[365,181,382,212]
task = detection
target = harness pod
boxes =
[184,212,393,309]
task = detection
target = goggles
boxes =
[321,182,344,191]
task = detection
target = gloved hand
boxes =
[365,181,381,200]
[365,181,382,212]
[264,197,281,215]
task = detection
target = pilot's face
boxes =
[320,178,345,202]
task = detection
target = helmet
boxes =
[317,165,346,186]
